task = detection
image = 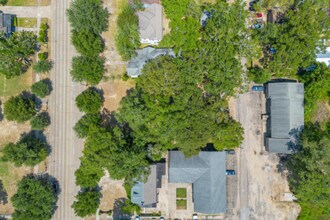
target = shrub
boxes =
[38,52,48,61]
[247,66,271,84]
[38,23,49,43]
[75,88,103,114]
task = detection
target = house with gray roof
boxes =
[169,151,227,214]
[137,3,163,44]
[131,163,165,207]
[316,47,330,67]
[126,46,175,77]
[0,11,14,37]
[266,82,304,154]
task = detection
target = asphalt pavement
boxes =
[47,0,84,219]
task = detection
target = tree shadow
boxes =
[20,131,52,156]
[0,100,3,121]
[112,198,132,220]
[0,180,8,205]
[90,87,105,103]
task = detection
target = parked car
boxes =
[252,86,264,91]
[226,149,235,155]
[226,170,236,175]
[269,47,277,54]
[135,216,140,220]
[256,18,263,24]
[256,12,263,17]
[34,100,42,112]
[251,23,263,29]
[193,214,198,220]
[160,217,165,220]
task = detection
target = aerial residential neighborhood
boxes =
[0,0,329,220]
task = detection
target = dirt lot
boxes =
[229,91,300,220]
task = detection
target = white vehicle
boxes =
[193,214,198,220]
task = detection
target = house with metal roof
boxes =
[0,11,14,37]
[137,3,163,44]
[316,47,330,67]
[266,82,304,154]
[131,163,165,207]
[126,46,175,77]
[169,151,227,214]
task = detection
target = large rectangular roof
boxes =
[169,151,226,214]
[266,82,304,153]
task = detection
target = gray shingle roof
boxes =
[126,46,175,77]
[169,151,226,214]
[131,163,165,207]
[316,47,330,67]
[266,82,304,154]
[0,11,13,37]
[137,4,163,43]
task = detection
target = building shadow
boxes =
[112,198,132,220]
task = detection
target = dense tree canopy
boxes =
[115,4,140,61]
[30,112,51,130]
[74,114,102,139]
[3,94,36,123]
[72,30,104,56]
[67,0,108,34]
[0,0,8,6]
[72,188,101,217]
[75,88,103,114]
[0,31,37,78]
[1,133,48,166]
[11,174,58,220]
[70,55,105,85]
[298,63,330,121]
[31,79,52,98]
[287,123,330,219]
[253,1,330,77]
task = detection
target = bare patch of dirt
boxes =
[0,120,30,147]
[312,101,330,124]
[99,171,127,211]
[99,79,135,112]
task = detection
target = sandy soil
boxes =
[98,170,127,212]
[312,101,330,124]
[231,91,300,220]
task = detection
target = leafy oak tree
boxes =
[0,0,8,5]
[1,133,48,166]
[71,56,105,85]
[11,174,58,220]
[31,79,52,98]
[72,30,104,56]
[74,114,102,139]
[30,112,51,130]
[72,187,101,217]
[0,31,37,78]
[3,94,36,123]
[287,123,330,219]
[67,0,108,34]
[115,4,140,60]
[75,88,103,114]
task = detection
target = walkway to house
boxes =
[0,6,51,18]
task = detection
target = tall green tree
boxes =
[71,56,105,85]
[115,4,140,61]
[1,133,48,166]
[31,79,52,98]
[30,112,51,130]
[0,31,37,78]
[0,0,8,6]
[33,60,53,74]
[74,114,102,139]
[11,174,58,220]
[3,94,36,123]
[287,123,330,219]
[75,87,103,114]
[67,0,109,34]
[72,188,101,217]
[71,30,104,56]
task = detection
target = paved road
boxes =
[47,0,84,219]
[0,6,51,17]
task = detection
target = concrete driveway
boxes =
[0,6,51,18]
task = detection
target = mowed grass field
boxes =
[7,0,51,6]
[0,71,32,99]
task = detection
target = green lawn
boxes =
[17,17,37,28]
[176,188,187,198]
[176,199,187,210]
[7,0,50,6]
[0,72,32,98]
